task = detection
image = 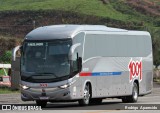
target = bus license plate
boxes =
[40,97,49,100]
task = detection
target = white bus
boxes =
[13,25,153,107]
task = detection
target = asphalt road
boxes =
[0,82,160,113]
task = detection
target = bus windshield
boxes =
[21,39,72,83]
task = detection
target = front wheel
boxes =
[79,84,91,106]
[122,82,138,103]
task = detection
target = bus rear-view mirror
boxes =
[12,46,21,61]
[69,43,81,60]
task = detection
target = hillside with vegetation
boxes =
[0,0,159,65]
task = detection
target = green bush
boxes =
[0,51,12,63]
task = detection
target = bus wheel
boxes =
[79,84,90,106]
[36,100,47,108]
[122,82,138,103]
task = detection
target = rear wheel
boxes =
[122,82,138,103]
[36,100,47,108]
[79,84,91,106]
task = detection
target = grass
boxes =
[0,69,9,76]
[0,0,159,34]
[0,70,5,76]
[0,0,158,25]
[148,0,160,4]
[0,0,128,20]
[0,87,19,94]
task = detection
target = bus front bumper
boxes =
[21,87,72,101]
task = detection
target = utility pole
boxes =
[33,20,35,29]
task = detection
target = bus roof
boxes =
[25,25,149,40]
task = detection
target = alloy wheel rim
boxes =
[84,87,90,103]
[133,86,138,100]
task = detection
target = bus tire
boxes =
[89,98,102,105]
[79,84,90,106]
[122,82,138,103]
[36,100,47,108]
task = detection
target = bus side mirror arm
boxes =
[12,46,21,61]
[69,43,81,60]
[78,57,82,72]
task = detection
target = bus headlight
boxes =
[59,84,69,89]
[59,80,76,89]
[21,85,30,90]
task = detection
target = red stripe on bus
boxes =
[80,72,91,76]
